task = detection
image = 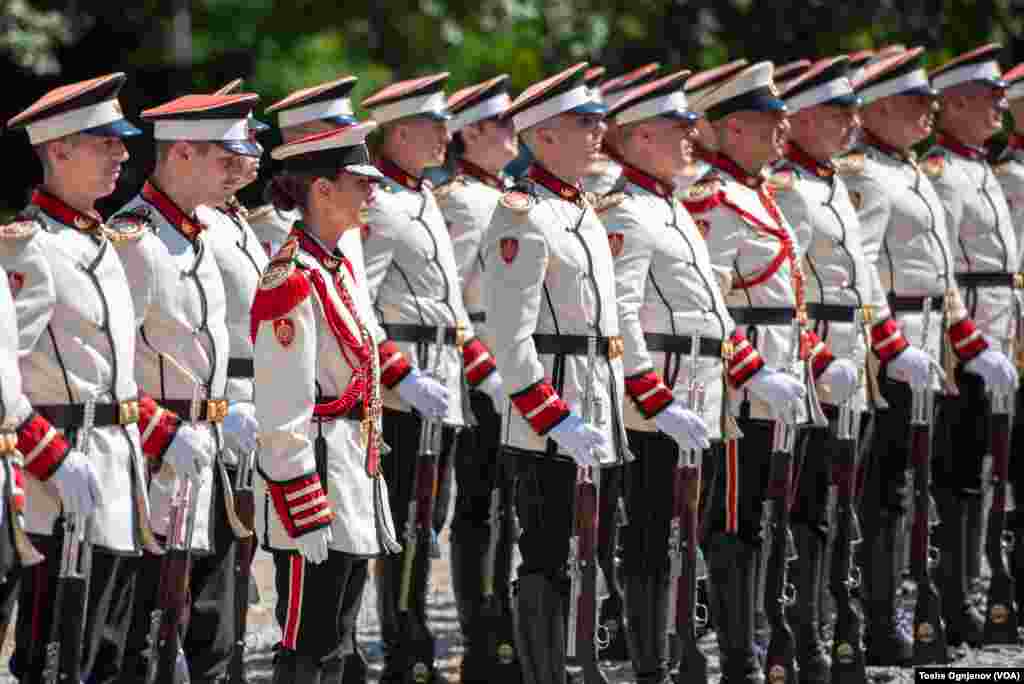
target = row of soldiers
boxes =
[1,37,1024,684]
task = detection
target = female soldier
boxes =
[251,122,414,683]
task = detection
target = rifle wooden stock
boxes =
[672,462,707,682]
[909,424,947,664]
[764,444,798,684]
[152,549,192,684]
[829,436,866,684]
[478,458,519,679]
[42,516,92,684]
[983,411,1017,643]
[568,469,602,683]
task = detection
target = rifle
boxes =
[42,401,96,684]
[228,447,257,683]
[829,307,870,684]
[666,333,709,682]
[144,476,201,684]
[478,451,520,681]
[763,318,804,684]
[398,325,446,679]
[909,298,947,664]
[567,333,606,684]
[983,339,1018,643]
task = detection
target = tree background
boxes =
[2,0,1024,214]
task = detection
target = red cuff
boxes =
[17,412,70,481]
[379,340,413,389]
[265,471,334,538]
[138,394,181,465]
[624,371,674,419]
[802,331,835,379]
[462,337,497,387]
[509,380,570,436]
[870,317,909,364]
[726,330,765,388]
[948,318,988,362]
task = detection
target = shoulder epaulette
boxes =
[105,208,152,243]
[0,217,40,241]
[993,159,1014,177]
[921,151,946,178]
[246,204,277,222]
[681,176,724,213]
[250,239,312,341]
[766,169,796,192]
[432,175,466,202]
[595,192,628,213]
[834,152,865,176]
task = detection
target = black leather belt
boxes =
[533,334,624,359]
[468,312,486,323]
[888,295,943,313]
[162,398,229,423]
[955,272,1024,289]
[37,399,140,428]
[314,398,365,422]
[643,333,724,358]
[806,303,858,323]
[383,323,464,345]
[227,358,254,379]
[728,307,796,326]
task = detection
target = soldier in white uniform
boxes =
[676,60,750,190]
[925,45,1020,647]
[992,63,1024,612]
[845,48,1015,662]
[481,61,625,684]
[360,72,488,683]
[597,69,733,684]
[0,266,32,643]
[772,56,933,682]
[434,74,518,683]
[2,74,212,682]
[256,75,379,684]
[109,92,264,682]
[251,121,398,683]
[582,63,662,197]
[682,62,845,684]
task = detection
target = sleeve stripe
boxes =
[17,413,70,480]
[510,381,570,435]
[139,407,165,444]
[953,329,982,350]
[286,482,322,501]
[624,370,674,418]
[524,394,558,420]
[381,352,404,373]
[465,352,492,374]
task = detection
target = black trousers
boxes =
[704,418,773,546]
[933,366,988,495]
[861,377,916,516]
[791,405,840,539]
[452,391,505,536]
[620,429,688,579]
[513,453,577,582]
[11,529,123,683]
[273,550,360,662]
[121,467,238,680]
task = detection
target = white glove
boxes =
[163,422,213,480]
[475,371,504,405]
[816,358,858,405]
[886,346,943,391]
[746,368,806,424]
[549,414,607,467]
[654,403,711,451]
[964,348,1018,397]
[223,401,259,457]
[50,450,100,517]
[397,368,451,419]
[294,526,333,565]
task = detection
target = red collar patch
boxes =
[785,144,834,179]
[458,159,506,190]
[936,133,986,161]
[621,163,673,197]
[527,164,583,204]
[142,181,204,242]
[377,157,423,191]
[30,188,102,234]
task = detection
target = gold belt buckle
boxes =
[455,322,466,350]
[607,336,624,361]
[860,304,876,326]
[720,339,736,361]
[206,399,229,424]
[0,431,17,456]
[118,399,140,425]
[1014,273,1024,290]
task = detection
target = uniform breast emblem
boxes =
[695,218,710,239]
[608,232,624,257]
[274,318,296,347]
[7,272,24,296]
[500,237,519,264]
